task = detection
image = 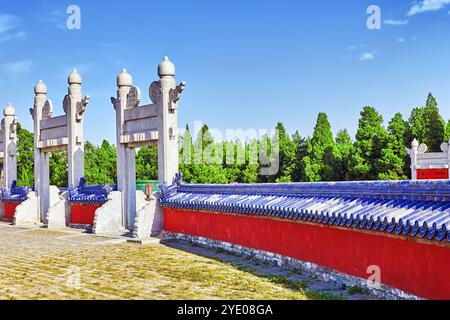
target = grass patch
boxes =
[348,285,369,295]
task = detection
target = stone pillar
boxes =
[40,152,50,221]
[66,69,89,188]
[124,147,136,227]
[158,57,180,185]
[113,69,133,228]
[2,104,17,189]
[409,139,419,180]
[32,80,47,220]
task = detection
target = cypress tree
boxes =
[303,113,337,181]
[377,113,409,180]
[445,120,450,141]
[334,129,353,180]
[349,106,388,180]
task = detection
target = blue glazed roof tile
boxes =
[67,177,116,205]
[161,180,450,242]
[0,181,32,202]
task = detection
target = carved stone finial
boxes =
[126,86,141,109]
[117,68,133,87]
[418,143,427,154]
[4,103,15,117]
[42,100,53,119]
[411,139,419,148]
[149,81,162,104]
[158,56,175,78]
[9,118,17,139]
[168,82,186,110]
[76,95,90,121]
[175,173,183,186]
[68,69,82,85]
[34,80,47,95]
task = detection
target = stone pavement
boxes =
[0,222,375,300]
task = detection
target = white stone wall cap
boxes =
[34,80,47,94]
[3,103,15,116]
[158,56,175,77]
[68,69,82,84]
[117,68,133,87]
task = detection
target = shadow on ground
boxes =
[161,239,377,300]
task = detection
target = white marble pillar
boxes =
[113,69,133,228]
[409,139,419,180]
[2,104,17,189]
[158,57,181,185]
[66,69,88,188]
[32,80,47,220]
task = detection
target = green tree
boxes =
[444,120,450,142]
[291,131,307,182]
[49,151,68,187]
[408,107,427,145]
[223,140,245,183]
[425,93,445,151]
[408,94,445,151]
[241,139,260,183]
[348,106,388,180]
[136,146,158,181]
[84,140,117,185]
[302,113,337,182]
[272,122,296,182]
[191,125,227,184]
[179,124,194,183]
[16,123,34,187]
[334,129,353,180]
[377,113,409,180]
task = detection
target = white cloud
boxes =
[1,60,32,75]
[359,52,376,61]
[41,10,67,30]
[384,19,409,25]
[407,0,450,16]
[0,31,26,43]
[0,13,26,43]
[0,13,18,34]
[397,38,406,43]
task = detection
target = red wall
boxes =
[417,169,449,180]
[164,208,450,300]
[3,202,19,220]
[71,204,100,225]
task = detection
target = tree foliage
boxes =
[348,106,388,181]
[409,94,445,151]
[85,140,117,185]
[16,123,34,187]
[445,120,450,142]
[13,94,450,186]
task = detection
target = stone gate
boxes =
[111,56,185,237]
[30,70,89,225]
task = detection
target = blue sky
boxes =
[0,0,449,145]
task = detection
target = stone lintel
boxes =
[37,138,69,150]
[120,131,159,146]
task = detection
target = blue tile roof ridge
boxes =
[160,180,450,242]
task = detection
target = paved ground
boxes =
[0,222,374,300]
